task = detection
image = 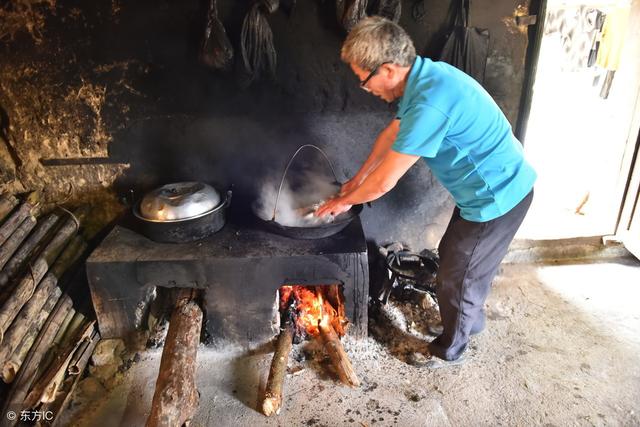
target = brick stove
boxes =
[86,215,369,346]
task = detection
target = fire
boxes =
[279,285,347,338]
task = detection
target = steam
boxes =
[253,169,349,227]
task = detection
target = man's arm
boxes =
[342,119,401,194]
[316,150,420,217]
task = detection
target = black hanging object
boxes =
[240,0,279,83]
[337,0,368,32]
[376,0,401,22]
[199,0,234,70]
[439,0,489,84]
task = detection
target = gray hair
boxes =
[341,16,416,70]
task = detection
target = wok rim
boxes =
[262,203,363,231]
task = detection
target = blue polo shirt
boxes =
[392,56,536,222]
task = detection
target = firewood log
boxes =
[23,319,95,408]
[0,216,36,269]
[0,207,85,340]
[68,329,99,376]
[319,321,360,387]
[0,212,60,287]
[146,289,202,427]
[1,286,62,383]
[262,321,294,416]
[0,295,73,427]
[41,329,99,427]
[0,194,18,223]
[0,193,38,247]
[0,236,84,368]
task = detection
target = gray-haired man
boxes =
[316,16,536,367]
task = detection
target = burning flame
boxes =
[279,285,347,337]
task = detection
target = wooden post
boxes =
[0,216,36,269]
[146,289,203,427]
[0,208,84,339]
[0,212,60,287]
[318,321,360,388]
[262,321,294,416]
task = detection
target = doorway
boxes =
[517,0,640,240]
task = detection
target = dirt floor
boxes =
[60,259,640,427]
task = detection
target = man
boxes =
[315,16,536,367]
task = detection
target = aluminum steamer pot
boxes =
[133,182,231,243]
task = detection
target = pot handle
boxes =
[223,190,232,208]
[272,144,339,221]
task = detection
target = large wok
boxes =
[260,203,363,239]
[257,144,364,240]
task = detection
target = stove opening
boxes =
[277,284,347,342]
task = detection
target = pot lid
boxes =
[139,182,221,221]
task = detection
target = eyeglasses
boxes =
[360,62,391,90]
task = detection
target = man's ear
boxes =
[382,63,396,79]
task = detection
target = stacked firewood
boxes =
[0,192,99,426]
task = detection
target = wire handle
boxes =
[271,144,339,221]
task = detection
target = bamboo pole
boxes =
[1,286,62,383]
[0,236,85,368]
[262,321,294,416]
[0,212,60,287]
[0,294,73,426]
[318,321,360,388]
[24,319,95,408]
[0,216,36,269]
[146,289,203,427]
[0,207,85,340]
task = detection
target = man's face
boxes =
[350,62,396,103]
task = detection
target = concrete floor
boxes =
[62,259,640,427]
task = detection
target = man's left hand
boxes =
[315,197,353,217]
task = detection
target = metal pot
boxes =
[133,182,231,243]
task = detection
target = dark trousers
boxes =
[428,190,534,361]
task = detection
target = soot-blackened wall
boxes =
[0,0,531,250]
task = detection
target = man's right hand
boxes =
[340,177,362,196]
